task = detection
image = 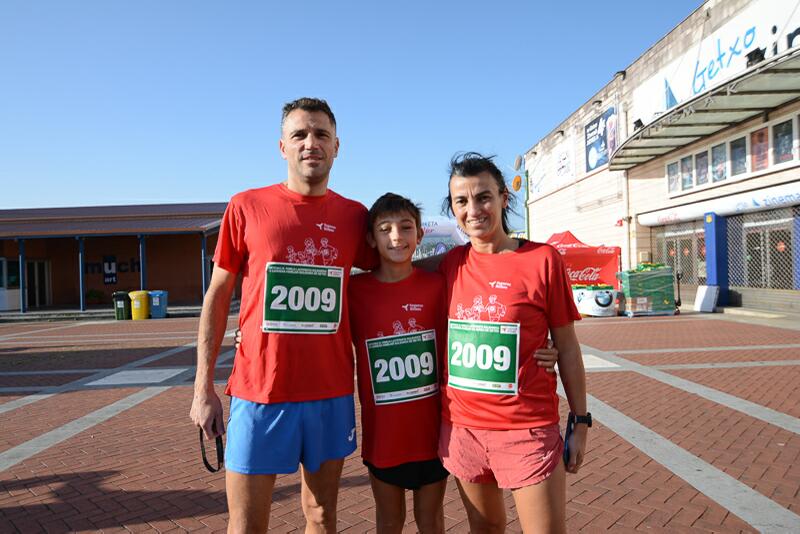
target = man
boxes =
[190,97,377,533]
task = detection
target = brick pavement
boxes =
[0,314,797,532]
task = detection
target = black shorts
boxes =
[364,458,449,490]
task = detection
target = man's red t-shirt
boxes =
[214,183,377,404]
[438,241,581,429]
[348,269,445,467]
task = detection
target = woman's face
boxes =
[449,171,508,242]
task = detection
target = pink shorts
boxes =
[438,420,563,490]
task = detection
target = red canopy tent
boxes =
[546,231,621,289]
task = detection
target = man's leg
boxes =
[226,472,276,534]
[300,458,344,533]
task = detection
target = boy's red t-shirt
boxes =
[438,241,581,430]
[348,269,446,468]
[214,183,377,404]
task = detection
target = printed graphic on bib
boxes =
[447,319,519,395]
[263,262,343,334]
[366,330,438,405]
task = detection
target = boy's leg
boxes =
[226,472,276,533]
[412,479,446,534]
[455,479,507,534]
[368,472,407,534]
[300,458,344,533]
[511,460,566,534]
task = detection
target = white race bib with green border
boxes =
[447,319,520,395]
[262,262,343,334]
[365,329,438,405]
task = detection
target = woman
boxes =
[436,152,588,533]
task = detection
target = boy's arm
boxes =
[190,265,237,439]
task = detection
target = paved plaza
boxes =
[0,312,798,532]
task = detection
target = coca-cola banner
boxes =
[547,231,621,289]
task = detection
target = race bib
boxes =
[262,262,343,334]
[365,329,438,405]
[447,319,519,395]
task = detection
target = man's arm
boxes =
[190,265,237,439]
[551,323,588,473]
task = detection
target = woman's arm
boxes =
[550,322,588,473]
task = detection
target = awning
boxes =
[609,47,800,171]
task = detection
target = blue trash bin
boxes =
[148,290,168,319]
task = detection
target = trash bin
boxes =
[149,290,168,319]
[112,291,131,320]
[129,290,150,320]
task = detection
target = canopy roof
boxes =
[0,203,227,239]
[610,48,800,171]
[546,231,620,254]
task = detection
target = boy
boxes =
[348,193,449,533]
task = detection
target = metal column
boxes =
[18,239,26,313]
[704,212,729,306]
[138,235,147,290]
[78,237,86,311]
[201,233,208,298]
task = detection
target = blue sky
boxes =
[1,1,702,231]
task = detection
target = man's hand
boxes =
[534,339,559,373]
[190,388,225,440]
[565,424,588,474]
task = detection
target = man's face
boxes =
[280,109,339,185]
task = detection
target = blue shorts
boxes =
[225,394,357,475]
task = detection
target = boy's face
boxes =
[367,211,423,266]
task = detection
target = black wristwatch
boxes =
[570,412,592,427]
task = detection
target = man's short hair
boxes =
[368,193,423,234]
[281,97,337,130]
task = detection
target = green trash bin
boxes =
[112,291,131,320]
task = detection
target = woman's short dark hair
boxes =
[441,151,516,234]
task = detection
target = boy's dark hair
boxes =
[441,151,517,234]
[281,97,337,130]
[368,193,423,234]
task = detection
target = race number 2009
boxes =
[262,262,343,334]
[447,319,519,395]
[366,330,438,405]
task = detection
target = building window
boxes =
[0,259,5,289]
[750,127,769,171]
[695,151,708,185]
[711,143,727,182]
[6,261,19,289]
[773,119,794,163]
[680,156,693,190]
[730,137,747,175]
[667,162,679,192]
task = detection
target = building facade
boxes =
[525,0,800,311]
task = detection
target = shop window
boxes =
[695,151,708,185]
[773,119,794,163]
[0,260,5,289]
[750,127,769,171]
[730,137,747,175]
[667,162,679,192]
[680,156,693,190]
[711,143,727,182]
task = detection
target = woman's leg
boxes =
[455,478,506,534]
[412,479,447,534]
[369,472,407,534]
[511,460,566,534]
